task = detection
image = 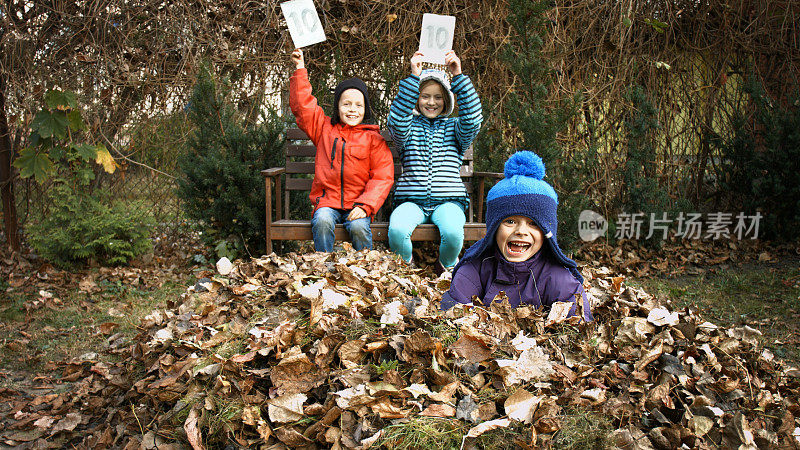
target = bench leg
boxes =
[265,176,273,255]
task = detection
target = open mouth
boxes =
[507,241,531,255]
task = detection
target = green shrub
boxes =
[496,0,596,250]
[16,89,154,267]
[28,183,154,267]
[713,77,800,240]
[620,84,669,217]
[177,66,286,258]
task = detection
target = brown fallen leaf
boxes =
[495,347,554,386]
[465,418,512,438]
[274,426,313,447]
[97,322,119,335]
[450,331,494,363]
[420,403,456,417]
[504,389,542,424]
[267,393,307,423]
[369,397,407,419]
[184,407,205,450]
[270,347,326,394]
[51,412,82,434]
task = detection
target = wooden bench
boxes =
[262,127,502,254]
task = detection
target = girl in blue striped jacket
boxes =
[387,50,483,272]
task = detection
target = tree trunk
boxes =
[0,73,20,251]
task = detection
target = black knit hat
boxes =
[331,78,373,125]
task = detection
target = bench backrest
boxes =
[282,127,476,221]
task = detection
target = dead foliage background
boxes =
[2,0,799,242]
[2,247,798,448]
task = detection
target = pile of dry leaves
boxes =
[3,247,800,449]
[576,238,798,278]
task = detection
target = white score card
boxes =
[418,13,456,65]
[281,0,326,49]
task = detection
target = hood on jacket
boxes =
[453,151,583,283]
[413,69,455,117]
[331,78,374,126]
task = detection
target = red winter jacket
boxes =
[289,69,394,217]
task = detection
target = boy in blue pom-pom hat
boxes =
[441,151,593,322]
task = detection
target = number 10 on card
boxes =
[281,0,326,49]
[419,13,455,65]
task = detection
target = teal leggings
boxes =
[388,201,466,268]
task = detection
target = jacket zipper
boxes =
[340,139,346,209]
[530,269,543,305]
[331,138,338,169]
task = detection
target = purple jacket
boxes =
[443,249,593,322]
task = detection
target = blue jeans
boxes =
[388,201,465,267]
[311,207,373,252]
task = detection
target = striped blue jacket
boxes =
[387,73,483,212]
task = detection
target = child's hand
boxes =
[445,50,462,75]
[347,206,367,221]
[410,51,424,77]
[291,48,305,69]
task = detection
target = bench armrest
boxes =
[262,167,285,178]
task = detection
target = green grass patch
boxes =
[423,319,459,347]
[373,416,531,450]
[374,417,467,450]
[630,261,800,362]
[0,278,185,374]
[551,407,612,449]
[205,395,244,440]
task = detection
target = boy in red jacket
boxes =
[290,49,394,252]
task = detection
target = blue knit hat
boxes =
[454,151,583,282]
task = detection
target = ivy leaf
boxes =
[31,110,69,139]
[13,148,55,182]
[622,16,632,28]
[72,143,98,161]
[44,90,78,110]
[94,145,117,173]
[644,18,668,33]
[67,109,86,131]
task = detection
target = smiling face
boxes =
[417,81,445,118]
[338,88,365,126]
[495,215,545,262]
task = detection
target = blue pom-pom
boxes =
[504,151,545,180]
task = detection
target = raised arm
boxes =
[446,51,483,153]
[288,49,328,145]
[387,52,424,148]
